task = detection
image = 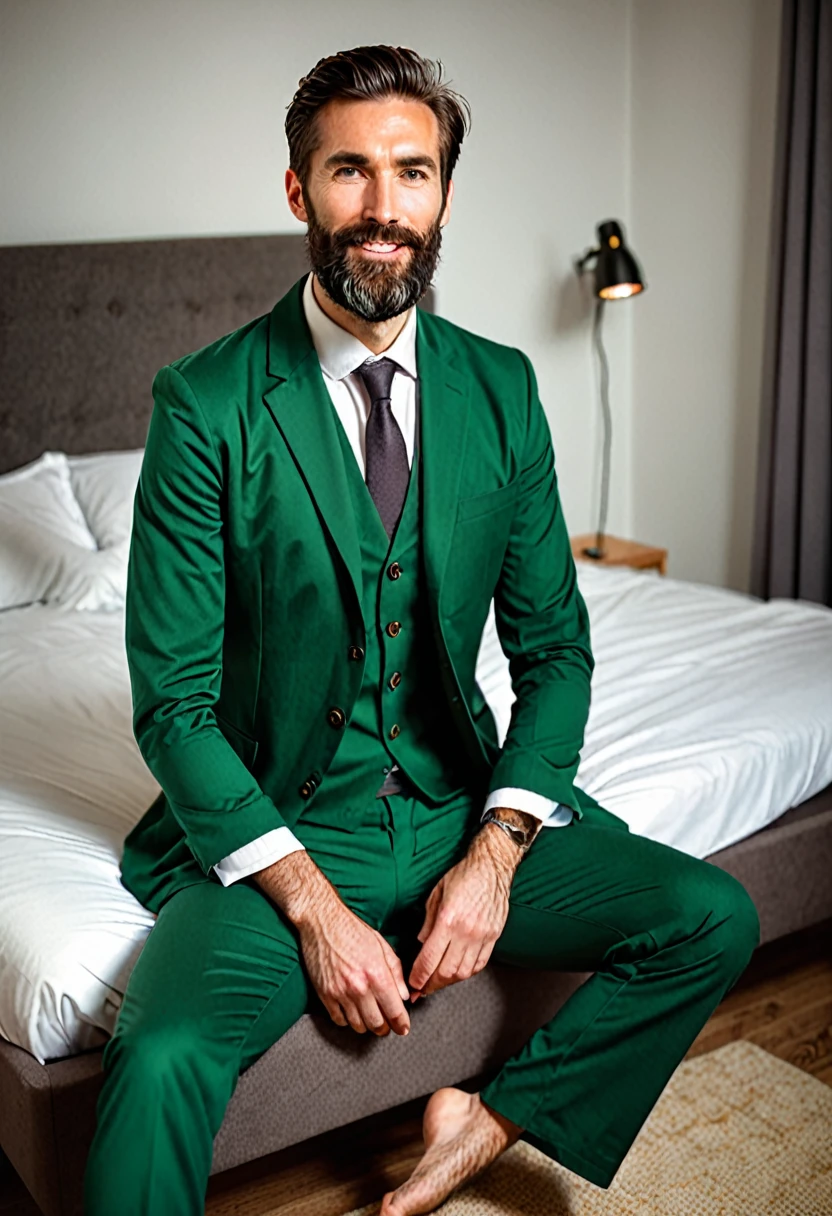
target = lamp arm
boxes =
[592,298,613,552]
[574,246,601,276]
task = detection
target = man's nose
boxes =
[363,175,399,229]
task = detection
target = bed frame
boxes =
[1,234,831,1216]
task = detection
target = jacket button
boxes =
[327,707,346,728]
[387,561,403,580]
[386,620,401,637]
[388,671,402,689]
[347,644,365,661]
[299,772,320,798]
[389,723,401,739]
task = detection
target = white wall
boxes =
[0,0,782,590]
[629,0,782,589]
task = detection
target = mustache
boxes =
[331,226,422,251]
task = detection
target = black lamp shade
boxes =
[594,220,645,300]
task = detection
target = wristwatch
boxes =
[481,807,538,854]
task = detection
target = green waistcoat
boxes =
[311,393,470,815]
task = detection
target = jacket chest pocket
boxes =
[446,484,518,614]
[455,479,520,523]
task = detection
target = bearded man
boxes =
[84,43,760,1216]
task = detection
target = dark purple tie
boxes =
[354,356,410,538]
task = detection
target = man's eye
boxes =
[335,167,427,180]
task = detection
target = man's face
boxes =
[287,97,453,322]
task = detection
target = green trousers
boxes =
[84,786,759,1212]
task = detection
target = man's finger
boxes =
[370,948,411,1035]
[323,997,348,1027]
[416,891,439,943]
[409,924,451,993]
[472,939,493,974]
[457,940,483,982]
[422,935,466,995]
[381,938,411,1004]
[375,976,411,1035]
[340,996,366,1034]
[356,993,386,1035]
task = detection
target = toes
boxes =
[379,1189,407,1216]
[382,1174,444,1216]
[380,1191,408,1216]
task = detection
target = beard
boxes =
[303,192,444,323]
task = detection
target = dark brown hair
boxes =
[285,45,471,199]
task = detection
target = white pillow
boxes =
[0,451,126,611]
[67,448,144,549]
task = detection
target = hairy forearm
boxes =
[253,848,341,928]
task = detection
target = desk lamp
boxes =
[573,219,646,560]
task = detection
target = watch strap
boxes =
[481,807,534,851]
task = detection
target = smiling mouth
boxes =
[357,242,408,256]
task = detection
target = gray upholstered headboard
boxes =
[0,234,435,474]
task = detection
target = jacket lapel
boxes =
[261,274,471,618]
[262,276,364,609]
[416,315,471,614]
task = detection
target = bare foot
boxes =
[379,1087,523,1215]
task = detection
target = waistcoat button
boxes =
[327,707,346,728]
[387,561,403,580]
[347,644,365,661]
[299,780,313,798]
[388,671,402,689]
[386,621,401,637]
[389,723,401,739]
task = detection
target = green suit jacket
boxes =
[124,272,620,902]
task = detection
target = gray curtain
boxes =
[751,0,831,606]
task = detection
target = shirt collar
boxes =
[302,271,418,382]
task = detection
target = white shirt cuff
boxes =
[483,787,575,827]
[213,826,307,886]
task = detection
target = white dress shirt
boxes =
[213,273,574,886]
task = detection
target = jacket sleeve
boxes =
[125,364,289,873]
[486,349,594,815]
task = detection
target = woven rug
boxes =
[343,1040,832,1215]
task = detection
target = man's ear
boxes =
[285,167,309,224]
[439,178,455,229]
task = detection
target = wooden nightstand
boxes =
[570,534,668,575]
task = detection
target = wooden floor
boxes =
[2,915,830,1216]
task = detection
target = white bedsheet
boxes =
[480,564,832,850]
[2,566,831,1062]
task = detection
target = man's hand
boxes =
[254,849,412,1037]
[408,811,539,1000]
[297,896,413,1036]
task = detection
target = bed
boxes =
[1,235,831,1216]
